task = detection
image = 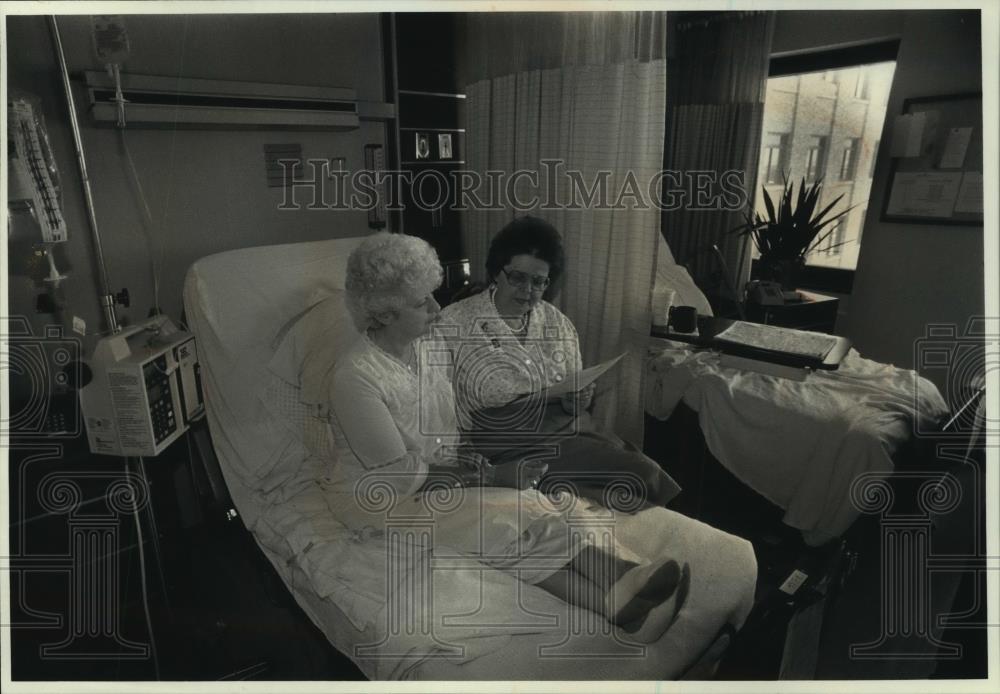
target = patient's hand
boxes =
[560,383,596,415]
[489,460,548,490]
[423,463,484,489]
[456,451,493,487]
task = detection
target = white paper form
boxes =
[938,127,973,168]
[886,171,962,217]
[954,172,983,214]
[891,112,927,157]
[535,353,625,400]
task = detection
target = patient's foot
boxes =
[605,559,681,626]
[610,562,691,643]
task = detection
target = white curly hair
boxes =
[344,232,442,332]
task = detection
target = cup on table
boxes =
[651,288,677,328]
[668,305,698,333]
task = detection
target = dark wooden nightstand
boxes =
[744,289,839,334]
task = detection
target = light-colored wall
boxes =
[845,11,983,395]
[7,14,385,351]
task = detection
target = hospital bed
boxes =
[183,235,758,680]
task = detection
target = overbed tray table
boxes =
[651,316,852,371]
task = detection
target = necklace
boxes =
[490,286,530,334]
[367,331,416,373]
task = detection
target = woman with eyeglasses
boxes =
[439,216,680,510]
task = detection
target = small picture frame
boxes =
[438,133,453,159]
[415,133,430,160]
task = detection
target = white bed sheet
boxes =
[183,238,758,679]
[645,339,949,545]
[251,477,757,680]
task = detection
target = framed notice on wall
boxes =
[882,92,983,226]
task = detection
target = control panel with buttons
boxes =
[80,315,203,457]
[143,356,177,445]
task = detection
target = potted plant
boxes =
[733,177,854,289]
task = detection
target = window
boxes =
[821,217,847,256]
[854,70,869,99]
[761,132,789,184]
[755,44,897,275]
[839,138,860,180]
[805,136,828,182]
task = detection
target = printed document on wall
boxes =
[954,172,983,214]
[938,126,973,169]
[885,171,962,218]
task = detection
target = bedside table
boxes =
[744,289,839,334]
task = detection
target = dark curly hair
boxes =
[485,216,566,287]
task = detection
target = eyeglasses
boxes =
[501,268,550,291]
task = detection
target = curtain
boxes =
[661,11,775,297]
[460,12,667,81]
[459,12,667,443]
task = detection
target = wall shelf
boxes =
[399,126,466,133]
[398,89,466,99]
[84,70,380,130]
[389,12,466,261]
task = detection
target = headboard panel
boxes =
[184,237,364,360]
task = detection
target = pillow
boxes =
[267,290,360,405]
[654,235,714,317]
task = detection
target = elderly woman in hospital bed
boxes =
[325,231,691,643]
[439,216,679,508]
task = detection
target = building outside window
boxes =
[805,136,828,182]
[820,216,848,256]
[854,69,870,99]
[869,139,880,178]
[753,59,896,271]
[840,138,860,180]
[761,132,789,184]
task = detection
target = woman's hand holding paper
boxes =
[560,382,596,415]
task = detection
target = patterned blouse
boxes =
[437,288,583,419]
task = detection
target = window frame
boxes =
[766,39,900,294]
[853,69,869,100]
[804,135,828,183]
[839,138,859,181]
[828,216,847,256]
[762,132,789,185]
[869,139,880,178]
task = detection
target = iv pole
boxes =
[48,16,121,335]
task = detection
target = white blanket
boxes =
[256,481,758,680]
[645,340,949,545]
